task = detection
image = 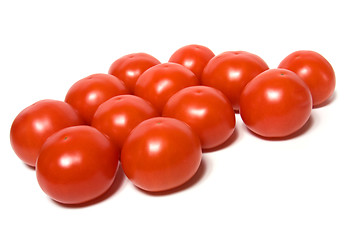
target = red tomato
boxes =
[10,100,83,167]
[239,69,312,138]
[65,73,129,124]
[36,126,119,204]
[91,95,159,149]
[108,53,161,93]
[168,44,215,79]
[134,63,199,113]
[121,117,202,192]
[278,50,336,107]
[202,51,269,111]
[162,86,236,149]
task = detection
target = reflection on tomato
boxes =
[65,73,129,124]
[92,95,159,149]
[169,44,215,80]
[134,63,199,113]
[121,117,202,192]
[10,100,83,167]
[278,50,335,107]
[202,51,269,111]
[239,69,312,138]
[163,86,235,149]
[108,53,160,93]
[36,126,119,204]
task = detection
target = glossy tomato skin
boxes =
[91,95,159,149]
[65,73,129,124]
[36,126,119,204]
[239,69,312,138]
[134,63,199,113]
[108,53,161,93]
[121,117,202,192]
[278,50,336,107]
[202,51,269,111]
[162,86,235,149]
[168,44,215,80]
[10,100,84,167]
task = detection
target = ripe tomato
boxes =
[92,95,159,149]
[10,100,83,167]
[108,53,161,93]
[134,63,199,113]
[121,117,202,192]
[65,73,129,124]
[239,69,312,138]
[162,86,236,149]
[278,50,336,107]
[36,126,119,204]
[201,51,269,111]
[168,44,215,79]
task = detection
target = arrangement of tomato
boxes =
[10,44,336,205]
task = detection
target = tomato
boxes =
[239,69,312,138]
[278,50,336,107]
[162,86,236,149]
[168,44,215,80]
[108,53,161,93]
[92,95,159,149]
[65,73,129,124]
[201,51,269,111]
[36,125,119,204]
[10,100,84,167]
[121,117,202,192]
[134,63,199,113]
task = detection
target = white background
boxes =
[1,1,344,239]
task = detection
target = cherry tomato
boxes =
[65,73,129,124]
[278,50,336,107]
[162,86,235,149]
[239,69,312,138]
[10,100,84,167]
[121,117,202,192]
[168,44,215,80]
[202,51,269,111]
[36,125,119,204]
[134,63,199,113]
[92,95,159,149]
[108,53,161,93]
